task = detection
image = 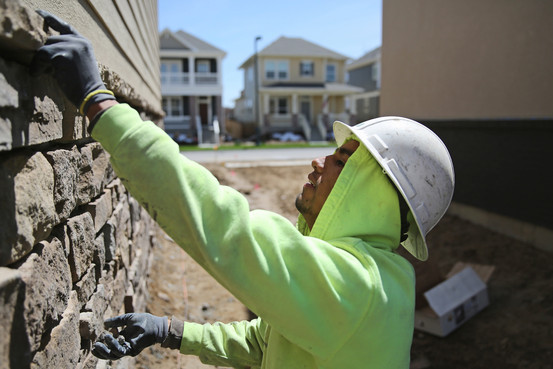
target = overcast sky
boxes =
[158,0,382,108]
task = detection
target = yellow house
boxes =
[235,36,362,141]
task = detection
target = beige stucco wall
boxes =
[381,0,553,120]
[21,0,162,115]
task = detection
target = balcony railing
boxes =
[161,72,189,85]
[195,73,218,85]
[163,115,191,131]
[161,72,219,86]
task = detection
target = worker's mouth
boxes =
[304,176,316,189]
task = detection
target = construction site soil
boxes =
[135,163,553,369]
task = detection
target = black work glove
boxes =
[31,9,116,116]
[92,313,168,360]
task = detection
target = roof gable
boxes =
[347,46,381,70]
[175,30,225,53]
[260,36,348,59]
[160,29,191,50]
[159,29,225,55]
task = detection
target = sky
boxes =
[158,0,382,108]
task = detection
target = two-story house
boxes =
[235,36,362,141]
[160,29,226,145]
[346,47,381,123]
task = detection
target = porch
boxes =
[257,91,359,142]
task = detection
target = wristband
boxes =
[161,316,184,350]
[79,89,114,115]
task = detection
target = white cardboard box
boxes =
[414,263,494,337]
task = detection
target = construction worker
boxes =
[32,11,454,369]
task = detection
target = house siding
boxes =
[381,0,553,120]
[349,65,378,92]
[382,0,553,250]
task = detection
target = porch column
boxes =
[347,95,356,124]
[215,95,224,131]
[189,96,197,135]
[263,93,270,128]
[189,56,195,85]
[292,94,298,128]
[217,56,223,87]
[322,94,329,129]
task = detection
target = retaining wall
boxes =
[0,1,163,368]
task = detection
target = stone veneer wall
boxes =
[0,1,164,368]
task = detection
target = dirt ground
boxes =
[135,163,553,369]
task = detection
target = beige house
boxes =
[235,36,362,141]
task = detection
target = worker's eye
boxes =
[336,159,345,167]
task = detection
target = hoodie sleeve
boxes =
[91,104,389,361]
[178,318,266,368]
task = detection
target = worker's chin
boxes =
[295,194,307,214]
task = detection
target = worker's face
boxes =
[296,139,360,229]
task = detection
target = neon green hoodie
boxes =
[92,104,415,369]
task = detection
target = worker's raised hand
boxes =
[31,10,115,115]
[92,313,168,360]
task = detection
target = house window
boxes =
[266,61,275,79]
[162,97,183,117]
[160,61,180,73]
[269,97,288,115]
[300,61,314,77]
[265,60,288,80]
[277,62,288,79]
[161,61,182,84]
[197,60,210,73]
[326,64,336,82]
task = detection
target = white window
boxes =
[266,61,275,79]
[300,61,314,77]
[265,60,288,80]
[163,97,183,117]
[269,97,288,115]
[326,64,336,82]
[197,60,210,73]
[277,61,288,79]
[161,61,181,84]
[247,66,254,81]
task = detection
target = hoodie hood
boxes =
[297,140,401,252]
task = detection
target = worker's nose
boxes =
[311,157,324,172]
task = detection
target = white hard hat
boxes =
[334,117,455,261]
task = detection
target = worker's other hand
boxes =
[92,313,168,360]
[30,10,115,115]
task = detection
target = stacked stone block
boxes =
[0,1,163,368]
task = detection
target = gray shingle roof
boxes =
[347,46,381,70]
[160,29,225,54]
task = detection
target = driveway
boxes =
[181,147,334,167]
